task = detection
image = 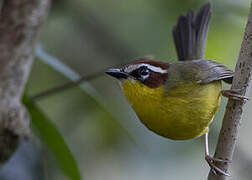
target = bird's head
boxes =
[105,58,169,123]
[106,58,169,88]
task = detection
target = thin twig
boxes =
[208,3,252,180]
[33,45,129,101]
[31,75,99,101]
[33,46,142,147]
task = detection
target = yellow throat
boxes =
[121,80,222,140]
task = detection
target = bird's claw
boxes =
[221,89,249,101]
[205,155,231,177]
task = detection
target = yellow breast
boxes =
[121,80,222,140]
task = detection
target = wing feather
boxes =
[196,60,233,84]
[166,59,233,92]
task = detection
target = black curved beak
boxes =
[105,68,129,79]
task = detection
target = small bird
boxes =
[106,3,247,176]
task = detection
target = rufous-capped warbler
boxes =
[31,2,247,176]
[105,3,247,176]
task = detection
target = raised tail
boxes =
[172,3,211,61]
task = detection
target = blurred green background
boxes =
[1,0,252,180]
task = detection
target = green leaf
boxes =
[23,94,82,180]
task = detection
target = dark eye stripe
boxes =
[129,69,141,79]
[129,66,149,79]
[139,68,150,76]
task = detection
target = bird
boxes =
[105,3,247,176]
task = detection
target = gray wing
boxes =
[166,59,233,92]
[194,59,233,84]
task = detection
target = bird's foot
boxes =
[205,155,231,176]
[221,89,249,101]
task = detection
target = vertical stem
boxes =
[208,3,252,180]
[0,0,50,163]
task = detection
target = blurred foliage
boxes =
[2,0,252,180]
[23,95,82,180]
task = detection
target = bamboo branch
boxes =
[0,0,50,163]
[208,3,252,180]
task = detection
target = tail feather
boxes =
[173,3,211,61]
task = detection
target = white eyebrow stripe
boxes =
[144,64,167,73]
[124,63,167,74]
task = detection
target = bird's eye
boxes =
[139,67,150,76]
